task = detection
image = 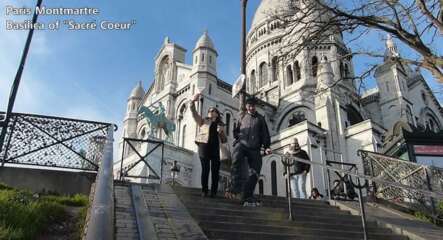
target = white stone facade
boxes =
[115,0,443,197]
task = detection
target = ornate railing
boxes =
[326,160,363,201]
[118,137,165,181]
[0,112,114,171]
[360,150,443,223]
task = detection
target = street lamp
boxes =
[239,0,248,112]
[170,160,180,186]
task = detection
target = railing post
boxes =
[119,139,126,181]
[368,155,377,200]
[1,115,18,167]
[319,145,330,200]
[85,126,114,240]
[282,155,294,221]
[160,142,165,184]
[424,167,437,224]
[286,163,294,221]
[356,177,368,240]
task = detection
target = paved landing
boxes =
[134,184,207,240]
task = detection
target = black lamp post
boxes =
[0,0,43,167]
[239,0,248,112]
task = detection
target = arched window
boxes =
[250,70,256,93]
[258,179,264,196]
[158,56,170,91]
[340,61,344,78]
[140,128,146,140]
[271,57,278,82]
[312,56,318,77]
[271,161,277,196]
[344,63,350,78]
[425,114,440,132]
[181,125,187,147]
[294,61,301,81]
[421,91,428,103]
[209,55,212,64]
[195,55,198,64]
[286,65,293,86]
[406,106,414,125]
[225,113,231,136]
[346,105,364,126]
[201,53,205,62]
[259,62,268,87]
[288,111,306,127]
[209,84,212,95]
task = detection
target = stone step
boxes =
[172,186,408,240]
[174,190,332,209]
[204,229,409,240]
[186,206,367,225]
[113,184,140,240]
[175,186,329,204]
[192,213,379,230]
[199,221,396,239]
[177,196,350,216]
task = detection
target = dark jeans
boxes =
[230,144,262,200]
[200,155,220,195]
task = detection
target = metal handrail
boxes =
[279,154,443,199]
[85,126,115,240]
[276,153,443,240]
[281,156,295,221]
[359,149,443,223]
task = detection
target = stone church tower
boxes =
[374,34,414,130]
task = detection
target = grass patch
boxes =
[0,183,89,239]
[41,194,88,207]
[75,205,89,239]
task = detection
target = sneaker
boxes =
[241,198,261,207]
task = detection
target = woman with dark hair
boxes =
[309,188,324,200]
[190,93,227,197]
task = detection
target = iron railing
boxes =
[280,152,443,240]
[0,112,112,171]
[118,137,165,182]
[326,160,363,201]
[360,150,443,223]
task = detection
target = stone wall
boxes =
[0,166,96,195]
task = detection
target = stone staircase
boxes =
[173,186,409,240]
[114,182,140,240]
[113,183,409,240]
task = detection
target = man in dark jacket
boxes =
[284,138,310,199]
[226,97,272,206]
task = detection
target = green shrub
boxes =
[75,205,89,239]
[0,185,90,239]
[0,225,24,240]
[0,189,67,239]
[0,183,13,191]
[414,211,433,223]
[41,194,88,207]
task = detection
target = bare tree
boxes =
[268,0,443,83]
